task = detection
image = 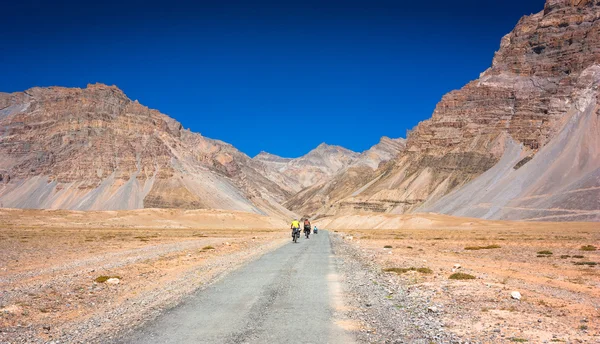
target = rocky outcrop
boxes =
[353,137,406,169]
[292,0,600,221]
[0,84,294,218]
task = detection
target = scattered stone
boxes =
[427,306,438,313]
[511,291,521,300]
[105,278,120,285]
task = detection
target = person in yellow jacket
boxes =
[291,219,300,239]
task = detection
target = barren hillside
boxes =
[0,84,294,218]
[293,0,600,221]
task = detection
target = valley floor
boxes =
[0,209,598,343]
[324,214,600,343]
[0,209,288,343]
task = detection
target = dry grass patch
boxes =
[449,272,476,280]
[573,262,597,266]
[464,244,501,250]
[383,267,432,275]
[580,245,596,251]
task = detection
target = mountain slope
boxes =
[0,84,294,218]
[253,143,360,191]
[294,0,600,221]
[284,137,406,216]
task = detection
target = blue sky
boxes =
[0,0,545,158]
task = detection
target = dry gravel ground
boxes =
[2,209,599,344]
[326,215,600,343]
[0,209,288,343]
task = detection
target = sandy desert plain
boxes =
[0,209,598,343]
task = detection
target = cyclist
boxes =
[303,218,311,239]
[291,219,300,240]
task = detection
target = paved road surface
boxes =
[119,230,355,344]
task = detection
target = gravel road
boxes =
[118,230,355,344]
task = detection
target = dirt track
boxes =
[119,230,355,344]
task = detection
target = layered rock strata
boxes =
[292,0,600,221]
[0,84,294,218]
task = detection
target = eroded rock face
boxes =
[0,84,294,217]
[294,0,600,221]
[353,137,406,170]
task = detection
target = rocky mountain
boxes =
[2,1,598,222]
[253,143,360,191]
[353,137,406,169]
[283,137,406,215]
[0,84,295,218]
[292,0,600,221]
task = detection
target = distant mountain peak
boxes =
[309,142,357,155]
[253,151,293,165]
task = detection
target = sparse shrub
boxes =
[383,267,432,275]
[573,255,584,259]
[384,267,413,274]
[511,338,528,343]
[465,245,501,250]
[537,250,553,255]
[202,245,215,250]
[407,246,413,249]
[580,245,596,251]
[560,255,570,259]
[95,275,121,283]
[449,272,475,280]
[580,325,588,330]
[573,261,597,266]
[384,245,393,249]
